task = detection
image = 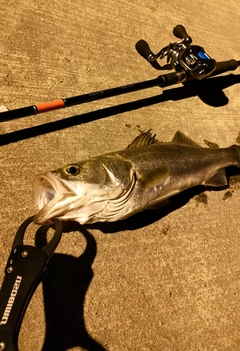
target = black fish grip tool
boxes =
[0,216,62,351]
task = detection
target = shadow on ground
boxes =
[86,184,215,233]
[34,186,202,351]
[89,166,240,234]
[35,226,107,351]
[34,184,204,351]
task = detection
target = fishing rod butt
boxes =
[213,59,239,76]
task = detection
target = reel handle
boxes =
[173,25,191,41]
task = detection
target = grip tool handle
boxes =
[0,216,62,351]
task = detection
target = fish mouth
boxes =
[33,168,136,225]
[33,172,78,225]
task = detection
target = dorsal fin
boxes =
[203,139,219,148]
[127,130,159,149]
[172,131,202,147]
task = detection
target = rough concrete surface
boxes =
[0,1,240,350]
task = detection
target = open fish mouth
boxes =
[33,172,78,225]
[33,168,136,225]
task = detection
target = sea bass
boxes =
[33,130,240,225]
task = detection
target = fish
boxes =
[33,130,240,225]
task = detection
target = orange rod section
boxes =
[35,99,65,113]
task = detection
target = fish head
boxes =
[33,156,135,225]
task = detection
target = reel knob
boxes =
[135,40,155,61]
[173,25,192,43]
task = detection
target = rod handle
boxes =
[212,59,239,76]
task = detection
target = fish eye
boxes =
[64,165,80,176]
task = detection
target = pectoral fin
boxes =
[138,166,170,191]
[148,198,170,209]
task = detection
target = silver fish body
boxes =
[33,131,240,225]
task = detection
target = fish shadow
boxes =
[87,185,208,233]
[35,225,107,351]
[87,167,240,234]
[1,73,240,146]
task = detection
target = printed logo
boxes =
[0,275,22,325]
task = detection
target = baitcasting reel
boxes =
[0,24,239,124]
[136,24,216,80]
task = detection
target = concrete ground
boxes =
[0,1,240,350]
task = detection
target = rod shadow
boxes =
[1,73,240,146]
[35,226,107,351]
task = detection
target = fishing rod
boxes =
[0,24,239,123]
